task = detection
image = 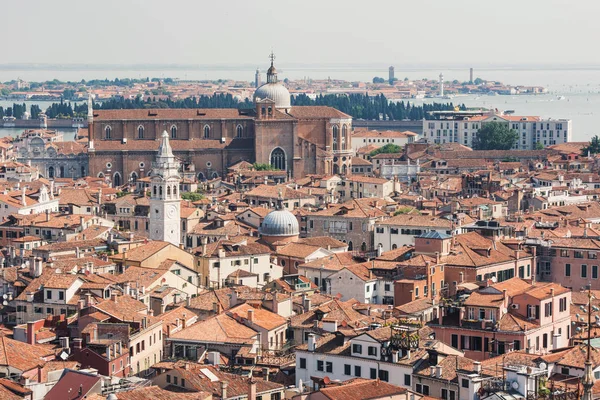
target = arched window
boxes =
[167,186,171,196]
[270,148,286,170]
[48,166,55,179]
[59,166,65,178]
[392,244,398,250]
[98,172,105,178]
[170,125,177,139]
[159,186,163,196]
[236,125,243,138]
[333,164,339,175]
[203,125,210,139]
[113,172,122,187]
[341,125,347,150]
[342,164,347,175]
[332,125,339,151]
[137,125,144,139]
[173,186,177,196]
[198,172,206,181]
[361,242,367,252]
[153,186,157,196]
[105,126,112,139]
[348,241,353,251]
[81,166,85,177]
[130,172,138,183]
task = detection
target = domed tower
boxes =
[149,131,181,246]
[259,190,299,245]
[253,52,291,112]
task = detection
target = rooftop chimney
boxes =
[247,309,254,323]
[307,333,316,351]
[221,381,228,399]
[474,361,482,374]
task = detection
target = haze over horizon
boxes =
[3,0,598,67]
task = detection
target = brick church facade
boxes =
[87,58,353,185]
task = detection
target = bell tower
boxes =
[149,131,181,246]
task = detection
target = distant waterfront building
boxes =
[470,67,474,83]
[388,66,395,84]
[439,73,444,97]
[255,68,261,88]
[422,110,573,150]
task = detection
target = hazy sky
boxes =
[2,0,599,67]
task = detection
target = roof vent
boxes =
[148,110,158,116]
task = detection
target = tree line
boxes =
[291,93,464,120]
[4,92,462,121]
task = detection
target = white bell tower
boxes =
[149,130,181,246]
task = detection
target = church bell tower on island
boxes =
[149,131,181,246]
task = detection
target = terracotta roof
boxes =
[227,303,287,331]
[315,378,407,400]
[108,386,209,399]
[0,334,55,372]
[94,108,253,121]
[378,214,452,227]
[169,312,257,344]
[44,370,102,400]
[288,106,350,119]
[118,241,170,262]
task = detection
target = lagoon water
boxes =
[2,66,600,141]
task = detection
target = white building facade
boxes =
[422,112,572,150]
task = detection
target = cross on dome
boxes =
[269,50,276,67]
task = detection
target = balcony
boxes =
[328,227,347,234]
[461,319,496,330]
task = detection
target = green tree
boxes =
[582,135,600,155]
[253,163,278,171]
[472,122,518,150]
[372,77,385,84]
[370,143,402,157]
[534,142,545,150]
[62,89,76,100]
[474,78,484,85]
[394,206,417,216]
[181,192,205,202]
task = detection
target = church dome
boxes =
[253,83,291,110]
[259,209,299,237]
[254,53,291,110]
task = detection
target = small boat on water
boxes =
[556,95,566,100]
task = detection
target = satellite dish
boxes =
[502,307,508,314]
[491,276,497,283]
[2,294,6,299]
[539,362,547,370]
[2,301,6,306]
[59,350,69,361]
[511,381,519,390]
[20,263,26,269]
[55,268,61,274]
[25,261,30,267]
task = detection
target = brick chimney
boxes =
[248,378,257,400]
[26,321,36,344]
[247,309,254,324]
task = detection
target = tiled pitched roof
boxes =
[0,334,55,372]
[94,108,253,121]
[169,313,257,344]
[117,241,170,262]
[316,378,407,400]
[378,214,451,227]
[227,303,287,330]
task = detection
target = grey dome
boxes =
[254,83,291,110]
[259,209,299,236]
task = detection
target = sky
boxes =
[2,0,599,67]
